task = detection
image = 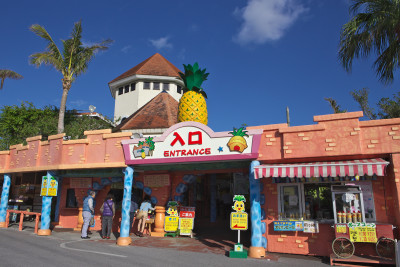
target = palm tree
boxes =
[30,20,112,134]
[0,69,22,90]
[338,0,400,84]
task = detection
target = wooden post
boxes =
[152,206,166,237]
[19,211,24,231]
[74,207,83,231]
[35,213,40,234]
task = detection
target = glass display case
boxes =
[331,185,365,224]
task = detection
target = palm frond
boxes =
[0,69,23,89]
[29,24,63,63]
[374,38,399,84]
[30,52,64,71]
[339,0,400,83]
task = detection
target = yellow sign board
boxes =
[230,212,248,230]
[164,216,179,232]
[348,223,377,243]
[179,218,194,230]
[336,224,347,234]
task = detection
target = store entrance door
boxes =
[181,172,251,247]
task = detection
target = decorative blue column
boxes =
[210,174,217,222]
[40,196,52,229]
[38,171,56,235]
[117,166,133,245]
[0,174,11,227]
[249,160,266,258]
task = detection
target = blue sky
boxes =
[1,0,399,132]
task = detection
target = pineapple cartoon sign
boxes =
[227,127,248,153]
[230,195,248,230]
[40,175,58,197]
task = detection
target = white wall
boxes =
[111,75,184,122]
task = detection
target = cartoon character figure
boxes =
[42,176,48,187]
[232,195,246,212]
[166,201,179,216]
[49,177,57,187]
[227,127,248,153]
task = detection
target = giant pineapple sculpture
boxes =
[178,63,209,125]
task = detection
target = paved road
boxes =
[0,227,328,267]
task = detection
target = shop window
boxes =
[153,82,160,90]
[124,85,129,93]
[304,184,334,220]
[278,184,304,219]
[332,185,366,223]
[66,189,78,208]
[143,82,151,89]
[131,83,136,92]
[118,87,123,95]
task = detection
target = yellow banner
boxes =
[164,216,179,232]
[348,223,377,243]
[179,218,194,230]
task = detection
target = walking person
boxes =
[136,195,154,237]
[81,190,96,239]
[130,195,139,234]
[100,193,115,239]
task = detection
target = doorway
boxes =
[180,172,251,247]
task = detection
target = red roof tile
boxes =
[114,91,178,131]
[109,53,181,84]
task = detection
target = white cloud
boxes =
[68,99,87,109]
[121,45,132,53]
[149,36,173,50]
[234,0,308,45]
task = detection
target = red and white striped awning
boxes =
[255,158,389,179]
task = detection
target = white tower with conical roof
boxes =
[108,53,184,122]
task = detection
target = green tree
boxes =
[0,102,112,150]
[350,88,377,119]
[377,92,400,118]
[29,20,112,134]
[324,97,347,113]
[338,0,400,84]
[0,69,23,89]
[324,89,400,119]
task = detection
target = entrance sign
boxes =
[121,122,262,165]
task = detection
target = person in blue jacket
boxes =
[81,190,96,239]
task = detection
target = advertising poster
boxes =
[348,223,377,243]
[164,216,179,232]
[273,221,304,231]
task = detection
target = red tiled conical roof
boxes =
[109,53,181,84]
[114,91,178,131]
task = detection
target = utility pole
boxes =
[286,106,290,127]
